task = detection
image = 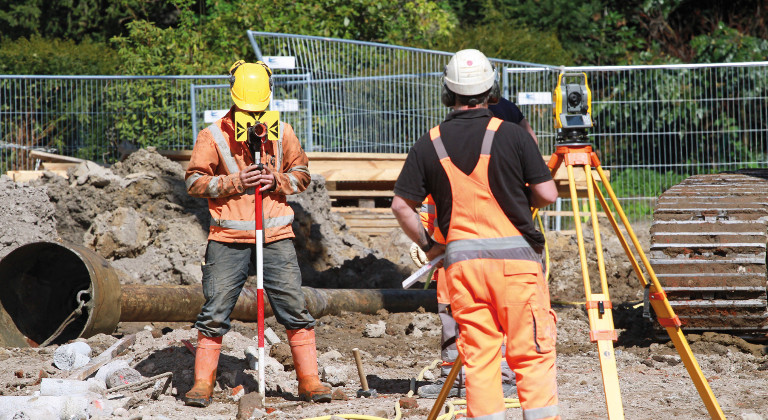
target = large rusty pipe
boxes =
[0,241,436,347]
[121,285,436,322]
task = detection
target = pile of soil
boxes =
[1,148,409,287]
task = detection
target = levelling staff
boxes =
[392,49,560,419]
[184,60,331,406]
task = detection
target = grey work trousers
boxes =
[195,239,315,337]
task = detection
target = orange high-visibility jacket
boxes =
[419,194,446,245]
[185,108,310,244]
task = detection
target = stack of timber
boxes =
[5,151,83,182]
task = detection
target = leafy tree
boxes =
[691,22,768,63]
[0,0,182,43]
[0,0,41,40]
[432,17,573,65]
[0,35,118,74]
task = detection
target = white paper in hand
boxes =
[401,254,444,289]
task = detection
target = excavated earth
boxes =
[0,149,766,419]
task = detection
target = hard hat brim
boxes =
[231,93,271,112]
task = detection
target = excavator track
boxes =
[649,170,768,333]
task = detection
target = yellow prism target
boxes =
[234,110,280,142]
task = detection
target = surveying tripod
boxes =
[540,138,726,419]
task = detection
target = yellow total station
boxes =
[553,72,592,142]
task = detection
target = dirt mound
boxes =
[1,148,411,288]
[546,220,651,305]
[0,175,59,259]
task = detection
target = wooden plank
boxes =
[327,190,394,198]
[332,207,400,236]
[42,162,77,172]
[308,155,405,182]
[332,208,393,214]
[29,150,86,164]
[157,149,194,161]
[6,170,68,183]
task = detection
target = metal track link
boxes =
[650,170,768,333]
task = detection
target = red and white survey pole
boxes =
[248,123,268,403]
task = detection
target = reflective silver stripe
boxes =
[206,176,222,197]
[421,203,435,215]
[523,405,559,420]
[211,214,294,231]
[287,173,299,193]
[432,135,448,160]
[288,165,309,174]
[208,124,239,174]
[274,121,284,170]
[245,187,255,195]
[185,172,203,190]
[480,124,496,155]
[211,219,254,231]
[264,214,294,229]
[466,411,506,420]
[445,236,540,267]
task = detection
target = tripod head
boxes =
[553,72,592,145]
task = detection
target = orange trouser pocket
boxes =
[531,303,557,353]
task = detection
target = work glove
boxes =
[409,242,428,268]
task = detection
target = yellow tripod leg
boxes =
[594,165,726,420]
[587,293,624,420]
[566,165,625,420]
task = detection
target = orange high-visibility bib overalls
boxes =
[430,117,559,420]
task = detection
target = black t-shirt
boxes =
[488,97,524,125]
[394,108,552,249]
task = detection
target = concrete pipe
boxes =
[0,241,436,347]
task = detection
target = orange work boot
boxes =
[184,331,222,407]
[287,328,332,403]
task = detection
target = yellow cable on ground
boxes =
[301,403,401,420]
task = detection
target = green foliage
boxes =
[691,22,768,63]
[598,168,689,217]
[480,0,646,65]
[0,35,119,74]
[107,2,213,149]
[0,0,41,40]
[0,0,180,42]
[432,20,573,65]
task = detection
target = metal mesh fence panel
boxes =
[247,31,547,153]
[0,75,226,172]
[506,62,768,224]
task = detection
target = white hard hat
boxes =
[443,49,495,96]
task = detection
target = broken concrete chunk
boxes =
[363,321,386,338]
[39,377,106,396]
[105,367,143,389]
[53,342,91,371]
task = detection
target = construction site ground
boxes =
[1,149,766,419]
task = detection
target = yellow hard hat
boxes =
[229,60,272,112]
